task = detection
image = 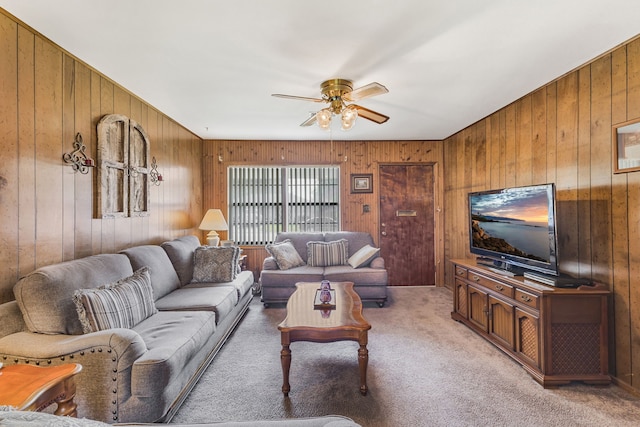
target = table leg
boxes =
[281,343,291,396]
[53,377,78,417]
[358,343,368,396]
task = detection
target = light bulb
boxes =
[317,109,332,130]
[341,106,358,131]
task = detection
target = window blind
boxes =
[228,166,339,245]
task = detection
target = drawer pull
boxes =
[495,285,504,291]
[457,270,464,276]
[520,295,532,302]
[473,275,480,282]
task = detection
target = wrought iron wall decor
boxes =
[63,133,95,174]
[150,157,163,185]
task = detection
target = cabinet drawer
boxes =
[468,272,514,298]
[515,289,539,309]
[455,266,468,279]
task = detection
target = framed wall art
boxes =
[614,118,640,173]
[351,174,373,193]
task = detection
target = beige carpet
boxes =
[171,286,640,426]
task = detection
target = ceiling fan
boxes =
[272,79,389,131]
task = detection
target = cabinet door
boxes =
[489,295,515,349]
[468,285,488,332]
[515,307,540,369]
[454,279,468,319]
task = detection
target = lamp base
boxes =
[206,231,220,247]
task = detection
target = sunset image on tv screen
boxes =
[470,186,551,263]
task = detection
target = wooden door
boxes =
[379,164,435,286]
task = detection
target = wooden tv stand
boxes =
[450,259,610,388]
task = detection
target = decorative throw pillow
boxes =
[73,267,157,334]
[348,244,380,268]
[192,246,240,283]
[265,239,305,270]
[307,239,349,267]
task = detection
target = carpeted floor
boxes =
[171,286,640,426]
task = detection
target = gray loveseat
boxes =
[259,232,387,307]
[0,235,254,424]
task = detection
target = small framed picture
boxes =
[351,174,373,193]
[614,118,640,173]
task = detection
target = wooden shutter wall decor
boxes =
[97,114,150,218]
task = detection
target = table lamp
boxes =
[198,209,228,246]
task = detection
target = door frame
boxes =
[377,162,444,286]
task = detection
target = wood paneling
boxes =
[443,35,640,394]
[0,13,19,303]
[0,10,203,302]
[203,139,445,285]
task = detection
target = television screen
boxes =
[468,183,559,276]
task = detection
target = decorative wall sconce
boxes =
[63,133,95,174]
[150,156,163,185]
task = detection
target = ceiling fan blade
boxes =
[343,82,388,102]
[272,94,324,103]
[300,112,318,127]
[353,105,389,124]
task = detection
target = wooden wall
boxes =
[0,10,203,303]
[203,139,444,283]
[443,35,640,393]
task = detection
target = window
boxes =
[228,166,340,245]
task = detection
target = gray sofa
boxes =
[259,232,388,307]
[0,236,254,424]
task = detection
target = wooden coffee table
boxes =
[0,363,82,416]
[277,281,371,396]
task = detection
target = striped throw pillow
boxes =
[73,267,157,334]
[307,239,349,267]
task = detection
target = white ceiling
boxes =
[2,1,640,141]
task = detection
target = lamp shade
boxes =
[199,209,228,231]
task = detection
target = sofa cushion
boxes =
[14,253,134,335]
[262,257,279,270]
[306,239,349,267]
[324,232,375,257]
[193,246,240,282]
[323,265,389,285]
[348,244,380,268]
[120,245,181,300]
[154,285,238,324]
[266,239,305,270]
[131,310,216,397]
[185,270,255,302]
[161,235,201,286]
[73,267,158,333]
[259,265,324,287]
[274,232,324,263]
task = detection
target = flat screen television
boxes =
[468,183,559,276]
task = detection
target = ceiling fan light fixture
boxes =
[341,105,358,131]
[317,108,332,130]
[274,78,389,130]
